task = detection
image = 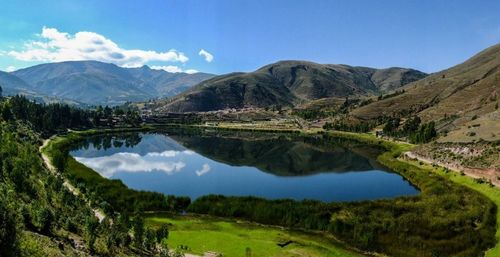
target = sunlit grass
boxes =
[146,214,364,257]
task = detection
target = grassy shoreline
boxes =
[42,124,499,256]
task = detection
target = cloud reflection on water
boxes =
[195,163,211,176]
[75,150,192,178]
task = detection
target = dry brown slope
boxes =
[352,44,500,125]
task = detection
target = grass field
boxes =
[145,214,365,257]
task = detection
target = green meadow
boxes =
[145,214,364,257]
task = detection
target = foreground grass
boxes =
[146,214,364,257]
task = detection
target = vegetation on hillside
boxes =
[382,116,437,143]
[0,93,183,256]
[351,44,500,142]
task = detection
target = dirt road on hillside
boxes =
[39,138,106,222]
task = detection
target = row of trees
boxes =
[292,109,332,120]
[383,116,436,143]
[0,90,142,136]
[323,120,374,132]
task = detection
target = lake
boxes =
[70,129,418,202]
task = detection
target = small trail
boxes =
[39,137,106,222]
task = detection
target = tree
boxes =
[51,150,67,173]
[409,121,436,144]
[143,228,156,251]
[0,102,13,121]
[156,224,169,243]
[104,106,113,119]
[32,204,53,234]
[383,117,400,135]
[0,197,18,257]
[125,110,142,126]
[402,116,421,134]
[84,216,99,252]
[113,108,125,116]
[423,121,437,142]
[133,215,145,248]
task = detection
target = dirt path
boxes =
[404,151,500,187]
[39,137,106,222]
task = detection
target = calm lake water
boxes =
[70,130,418,202]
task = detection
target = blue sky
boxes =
[0,0,499,74]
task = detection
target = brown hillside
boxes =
[351,44,500,127]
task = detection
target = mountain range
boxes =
[2,44,498,142]
[0,61,214,105]
[155,61,426,112]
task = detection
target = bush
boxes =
[0,198,18,257]
[31,204,53,235]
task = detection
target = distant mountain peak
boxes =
[2,60,214,105]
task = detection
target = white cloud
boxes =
[151,65,199,74]
[195,163,211,176]
[75,152,186,178]
[151,65,183,73]
[5,66,16,72]
[148,150,180,157]
[184,69,199,74]
[148,150,194,157]
[8,27,189,67]
[198,49,214,62]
